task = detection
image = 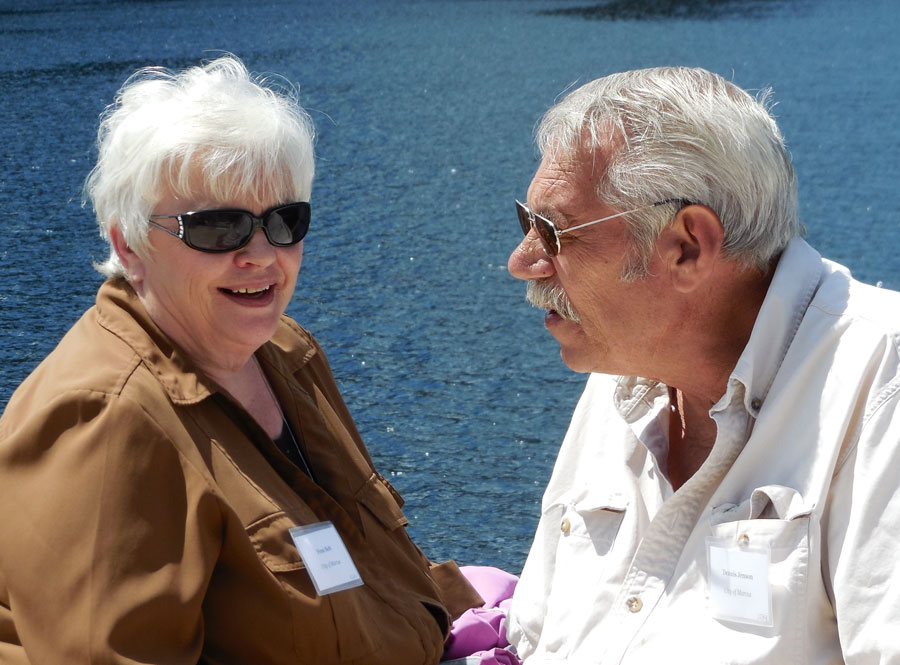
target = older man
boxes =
[505,66,900,664]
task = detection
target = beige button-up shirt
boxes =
[0,279,479,664]
[508,238,900,664]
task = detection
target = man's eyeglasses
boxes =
[149,201,311,253]
[515,198,688,257]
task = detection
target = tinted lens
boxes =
[263,203,310,246]
[185,211,253,251]
[531,216,560,256]
[515,200,559,256]
[515,200,532,235]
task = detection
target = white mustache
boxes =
[526,280,580,323]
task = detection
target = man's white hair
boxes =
[536,66,799,279]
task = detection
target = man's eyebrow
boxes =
[528,200,560,222]
[535,205,576,229]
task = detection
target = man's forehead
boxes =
[536,126,619,174]
[528,149,600,214]
[537,152,582,179]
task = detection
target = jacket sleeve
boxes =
[825,381,900,663]
[0,390,223,664]
[428,560,484,620]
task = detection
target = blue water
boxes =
[1,0,898,573]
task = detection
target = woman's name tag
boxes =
[290,521,364,595]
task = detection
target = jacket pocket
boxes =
[246,510,383,663]
[246,510,307,573]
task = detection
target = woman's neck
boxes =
[210,356,284,439]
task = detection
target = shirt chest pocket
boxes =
[558,496,627,556]
[708,485,813,643]
[539,494,627,657]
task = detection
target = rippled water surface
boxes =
[1,0,898,571]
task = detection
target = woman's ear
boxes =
[109,223,146,285]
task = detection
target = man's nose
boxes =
[507,230,555,281]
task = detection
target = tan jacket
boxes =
[0,279,479,665]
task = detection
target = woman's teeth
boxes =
[229,286,269,295]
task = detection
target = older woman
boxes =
[0,56,478,664]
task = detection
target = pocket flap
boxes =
[573,493,628,514]
[750,485,812,520]
[550,486,628,514]
[246,511,305,572]
[712,485,812,525]
[355,472,409,531]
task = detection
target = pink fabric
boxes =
[457,565,518,608]
[472,647,521,665]
[442,566,521,665]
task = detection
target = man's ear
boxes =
[109,224,146,285]
[656,204,724,293]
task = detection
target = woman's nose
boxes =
[235,228,276,267]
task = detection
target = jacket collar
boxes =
[95,278,317,404]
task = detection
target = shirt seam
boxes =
[833,373,900,476]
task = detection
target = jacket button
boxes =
[560,517,571,535]
[626,596,643,613]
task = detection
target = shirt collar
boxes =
[718,237,824,417]
[95,278,317,404]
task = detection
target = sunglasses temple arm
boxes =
[148,219,184,240]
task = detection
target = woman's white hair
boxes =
[84,55,315,278]
[536,66,799,279]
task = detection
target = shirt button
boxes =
[738,533,750,546]
[626,596,643,613]
[560,517,571,535]
[751,398,762,411]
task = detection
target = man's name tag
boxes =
[289,521,364,596]
[706,537,773,627]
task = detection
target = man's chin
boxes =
[544,315,597,372]
[558,345,598,374]
[545,312,579,352]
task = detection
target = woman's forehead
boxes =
[154,163,296,211]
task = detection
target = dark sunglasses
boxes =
[148,201,311,253]
[515,198,688,257]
